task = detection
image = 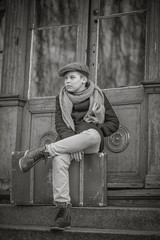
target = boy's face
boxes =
[64,71,87,93]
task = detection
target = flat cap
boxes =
[58,62,89,77]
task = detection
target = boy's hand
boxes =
[71,151,84,162]
[92,102,100,114]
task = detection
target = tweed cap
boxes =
[58,62,89,77]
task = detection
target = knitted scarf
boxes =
[59,80,105,131]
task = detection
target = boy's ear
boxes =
[82,76,87,84]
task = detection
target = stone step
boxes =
[0,224,160,240]
[0,204,160,232]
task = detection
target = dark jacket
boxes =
[55,93,119,152]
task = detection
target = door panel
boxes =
[26,87,146,189]
[103,86,145,188]
[28,98,56,204]
[89,0,147,188]
[30,0,89,97]
[21,0,90,203]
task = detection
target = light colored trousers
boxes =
[46,129,101,203]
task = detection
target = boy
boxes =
[19,62,119,230]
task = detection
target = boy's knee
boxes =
[86,128,101,144]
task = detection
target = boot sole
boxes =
[19,150,29,173]
[50,226,70,231]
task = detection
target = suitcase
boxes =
[11,152,107,206]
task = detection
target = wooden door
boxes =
[22,0,90,151]
[21,0,149,204]
[89,0,148,189]
[21,0,90,204]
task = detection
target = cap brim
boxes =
[58,68,77,77]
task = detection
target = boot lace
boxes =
[33,151,46,161]
[55,204,71,220]
[56,207,66,219]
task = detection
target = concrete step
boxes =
[0,204,160,232]
[0,224,160,240]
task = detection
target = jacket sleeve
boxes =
[55,95,76,139]
[97,93,119,137]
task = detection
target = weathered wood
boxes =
[103,86,144,105]
[145,93,160,188]
[28,97,56,114]
[29,112,57,151]
[103,87,146,188]
[108,199,160,207]
[89,0,147,189]
[26,86,146,189]
[1,0,160,203]
[0,96,26,107]
[145,0,160,83]
[141,1,160,189]
[26,112,56,203]
[77,0,89,62]
[1,0,30,97]
[0,0,31,192]
[108,189,160,207]
[108,189,160,197]
[0,98,23,192]
[20,102,32,151]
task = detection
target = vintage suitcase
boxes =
[11,151,53,205]
[11,152,107,206]
[69,153,107,206]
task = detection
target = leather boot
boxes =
[19,146,50,173]
[51,202,71,231]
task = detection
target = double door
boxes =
[22,0,148,195]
